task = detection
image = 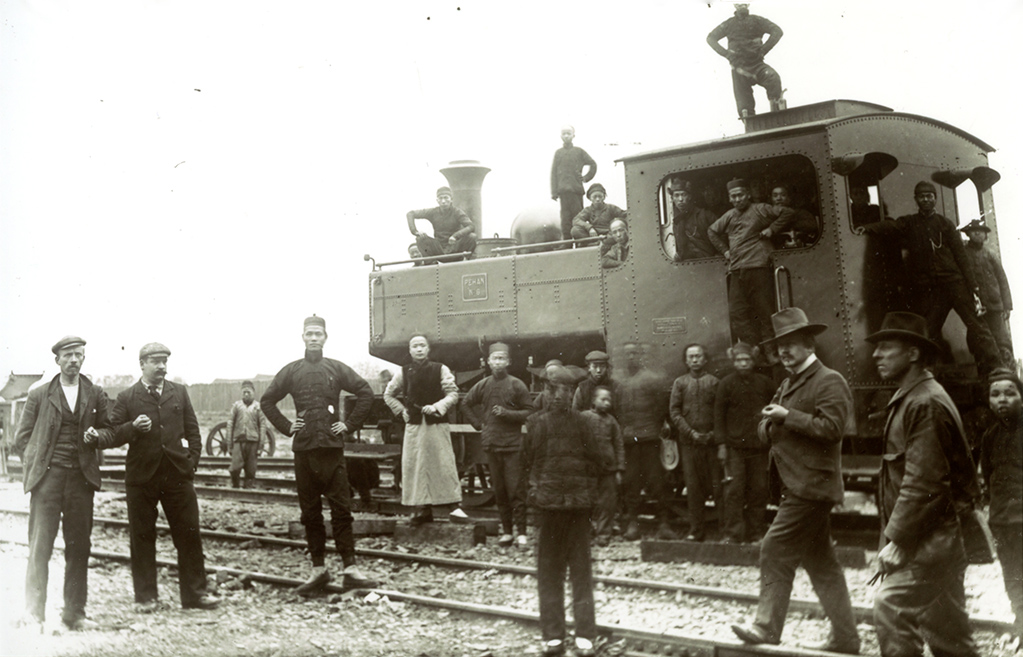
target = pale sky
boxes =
[2,0,1021,384]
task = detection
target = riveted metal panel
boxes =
[435,257,517,342]
[514,248,603,339]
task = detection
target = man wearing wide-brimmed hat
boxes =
[731,307,859,653]
[867,312,981,656]
[961,218,1013,363]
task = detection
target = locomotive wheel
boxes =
[205,422,230,456]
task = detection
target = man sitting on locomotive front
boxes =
[570,183,628,240]
[406,186,477,261]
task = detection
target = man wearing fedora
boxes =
[105,342,219,611]
[570,183,627,240]
[732,307,859,653]
[861,181,1000,374]
[707,178,795,349]
[13,336,113,631]
[406,186,477,260]
[867,312,981,657]
[961,219,1013,364]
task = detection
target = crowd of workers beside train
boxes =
[10,308,1022,656]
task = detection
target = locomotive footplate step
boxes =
[640,539,867,569]
[394,522,488,548]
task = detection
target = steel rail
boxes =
[0,507,1010,636]
[0,535,858,657]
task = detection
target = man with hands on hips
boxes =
[261,315,379,595]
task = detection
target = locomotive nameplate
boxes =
[652,317,687,334]
[462,273,488,301]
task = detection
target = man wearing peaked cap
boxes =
[261,316,379,594]
[961,218,1014,364]
[570,183,628,240]
[732,307,859,652]
[406,185,477,261]
[860,180,1001,375]
[461,342,533,547]
[14,336,114,631]
[867,312,981,656]
[707,178,796,348]
[104,342,219,611]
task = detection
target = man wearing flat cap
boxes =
[406,186,477,260]
[732,307,859,653]
[261,315,378,594]
[961,219,1013,364]
[708,178,795,349]
[13,336,113,631]
[104,342,218,611]
[573,350,624,417]
[570,183,628,240]
[861,181,1000,374]
[668,177,717,261]
[462,342,534,547]
[868,312,981,656]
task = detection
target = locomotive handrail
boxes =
[365,251,475,271]
[489,235,604,254]
[774,265,792,310]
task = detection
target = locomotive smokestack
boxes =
[440,160,491,237]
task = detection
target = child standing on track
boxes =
[582,386,624,546]
[461,343,534,547]
[522,365,603,657]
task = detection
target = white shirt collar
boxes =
[787,352,818,376]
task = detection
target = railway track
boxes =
[0,507,1010,636]
[0,535,889,657]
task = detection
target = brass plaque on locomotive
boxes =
[652,317,687,334]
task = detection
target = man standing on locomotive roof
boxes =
[406,186,477,260]
[261,315,379,595]
[861,181,1001,374]
[14,336,113,631]
[105,342,219,612]
[868,312,981,657]
[706,3,785,119]
[551,125,597,241]
[226,380,270,489]
[732,307,859,653]
[707,178,795,350]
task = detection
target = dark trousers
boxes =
[487,449,526,535]
[593,474,618,538]
[537,509,596,643]
[622,440,668,521]
[26,466,94,623]
[559,193,584,241]
[731,62,783,117]
[295,447,355,567]
[229,440,258,487]
[416,232,477,259]
[916,278,1000,373]
[874,558,979,657]
[680,441,722,538]
[993,523,1023,636]
[722,448,769,542]
[984,312,1014,363]
[727,267,776,347]
[753,492,857,644]
[126,457,208,606]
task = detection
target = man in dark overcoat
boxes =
[103,342,219,611]
[867,312,981,656]
[14,336,112,631]
[732,307,859,653]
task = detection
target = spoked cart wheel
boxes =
[205,422,276,457]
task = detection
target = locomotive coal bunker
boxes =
[367,100,1008,449]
